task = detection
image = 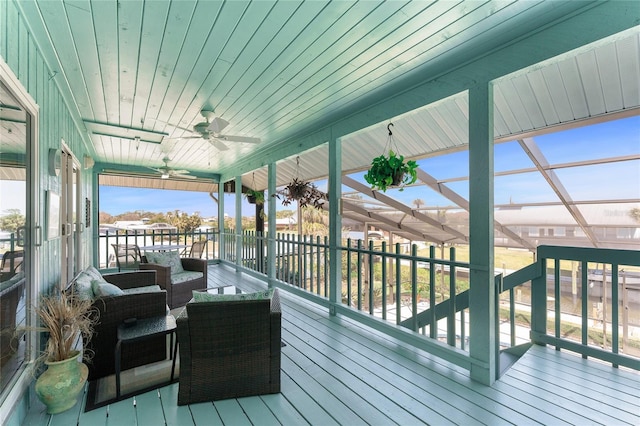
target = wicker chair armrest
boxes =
[92,290,167,321]
[140,263,171,287]
[101,270,157,290]
[180,258,207,273]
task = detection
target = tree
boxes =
[630,208,640,223]
[98,212,114,224]
[413,199,425,210]
[276,210,295,219]
[0,209,25,233]
[169,212,202,233]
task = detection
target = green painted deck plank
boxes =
[188,401,223,425]
[77,385,108,426]
[504,365,639,425]
[279,367,340,426]
[104,396,136,425]
[27,265,638,426]
[22,391,52,426]
[282,294,541,425]
[133,389,165,425]
[282,327,424,425]
[281,354,364,425]
[212,399,251,426]
[47,387,84,426]
[513,352,639,407]
[497,373,606,425]
[258,392,310,426]
[527,344,640,389]
[236,396,280,426]
[159,383,195,425]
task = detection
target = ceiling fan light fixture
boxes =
[161,172,170,179]
[207,117,229,133]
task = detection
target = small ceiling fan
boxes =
[167,109,261,151]
[148,157,196,179]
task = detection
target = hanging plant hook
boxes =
[387,122,394,136]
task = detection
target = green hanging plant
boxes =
[364,123,418,192]
[364,150,417,192]
[244,188,265,205]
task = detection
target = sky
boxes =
[96,115,639,220]
[1,116,638,221]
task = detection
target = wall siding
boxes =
[1,1,94,423]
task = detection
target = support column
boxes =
[328,131,342,315]
[267,163,277,283]
[235,176,242,268]
[217,181,225,261]
[468,82,496,385]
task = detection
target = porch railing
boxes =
[223,232,639,375]
[97,229,219,269]
[228,231,472,350]
[496,245,640,371]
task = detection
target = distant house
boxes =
[275,216,296,230]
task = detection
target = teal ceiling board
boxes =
[12,0,638,181]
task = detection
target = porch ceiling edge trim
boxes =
[220,2,638,179]
[95,162,220,182]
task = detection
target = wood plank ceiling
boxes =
[17,0,637,181]
[10,1,640,250]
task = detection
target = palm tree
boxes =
[413,198,425,210]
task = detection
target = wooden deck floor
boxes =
[22,264,639,425]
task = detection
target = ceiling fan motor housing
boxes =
[193,122,209,135]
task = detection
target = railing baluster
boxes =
[448,247,456,347]
[381,241,387,321]
[411,244,418,332]
[612,264,619,368]
[357,240,363,311]
[368,240,374,315]
[429,246,436,339]
[554,259,561,348]
[581,260,588,358]
[346,239,352,307]
[395,243,401,326]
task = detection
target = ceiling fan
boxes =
[148,157,196,179]
[167,109,261,151]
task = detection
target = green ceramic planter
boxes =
[35,350,88,414]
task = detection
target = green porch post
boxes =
[235,175,242,268]
[91,168,99,268]
[267,162,276,283]
[469,82,496,385]
[328,132,342,315]
[218,180,225,261]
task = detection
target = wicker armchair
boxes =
[176,289,281,405]
[140,258,207,308]
[84,270,168,380]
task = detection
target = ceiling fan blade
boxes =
[176,174,197,179]
[209,138,229,151]
[207,117,229,133]
[216,135,261,144]
[171,169,191,175]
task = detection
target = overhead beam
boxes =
[340,199,442,244]
[518,138,600,247]
[416,169,535,250]
[342,176,468,242]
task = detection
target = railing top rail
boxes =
[537,245,640,266]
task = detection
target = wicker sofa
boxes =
[176,288,281,405]
[140,256,207,309]
[72,269,169,381]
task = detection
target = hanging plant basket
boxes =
[272,156,328,209]
[274,177,327,209]
[244,189,264,205]
[364,123,418,192]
